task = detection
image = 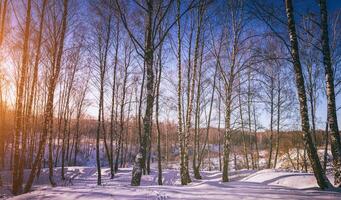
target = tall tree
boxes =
[183,0,205,183]
[318,0,341,187]
[24,0,69,192]
[61,41,81,179]
[284,0,332,189]
[47,0,69,187]
[155,35,164,185]
[115,0,195,186]
[12,0,32,194]
[17,0,48,189]
[219,0,248,182]
[130,0,155,185]
[110,17,120,178]
[92,1,113,184]
[116,41,131,174]
[176,0,186,185]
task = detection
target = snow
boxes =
[241,169,335,189]
[3,167,341,200]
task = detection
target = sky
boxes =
[2,0,340,131]
[83,0,341,131]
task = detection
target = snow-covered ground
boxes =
[2,167,341,200]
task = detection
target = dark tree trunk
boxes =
[267,78,274,169]
[109,18,119,178]
[155,52,163,184]
[218,87,222,172]
[323,122,329,172]
[319,0,341,187]
[24,0,68,191]
[253,106,260,169]
[131,0,154,186]
[13,0,31,194]
[184,0,205,184]
[96,79,103,185]
[155,64,162,185]
[193,42,204,180]
[116,46,129,172]
[284,0,332,189]
[274,77,281,168]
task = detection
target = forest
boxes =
[0,0,341,199]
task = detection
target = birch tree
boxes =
[12,0,32,194]
[24,0,69,192]
[318,0,341,187]
[284,0,332,189]
[115,0,196,186]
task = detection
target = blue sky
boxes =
[81,0,341,130]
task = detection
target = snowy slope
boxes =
[3,167,341,200]
[241,169,335,189]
